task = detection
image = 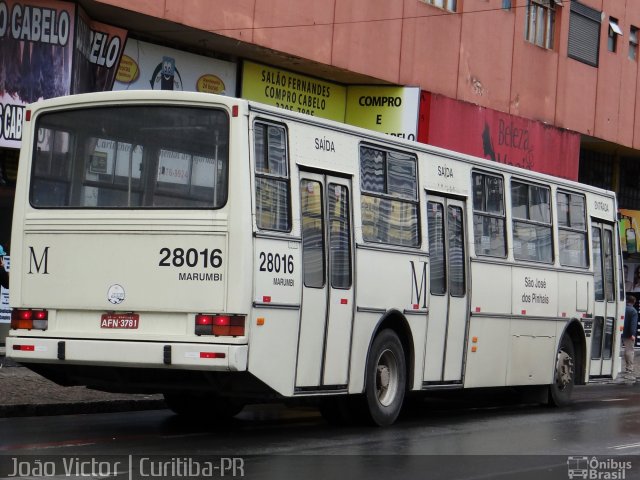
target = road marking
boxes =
[610,442,640,450]
[600,398,626,402]
[0,433,150,452]
[0,439,96,451]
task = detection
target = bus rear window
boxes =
[30,105,229,209]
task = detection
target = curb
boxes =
[0,399,167,418]
[0,356,168,418]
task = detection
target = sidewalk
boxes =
[0,353,165,417]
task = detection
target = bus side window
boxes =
[511,180,553,263]
[254,122,291,232]
[472,172,506,257]
[557,192,588,268]
[359,145,419,247]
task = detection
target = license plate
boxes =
[100,313,139,329]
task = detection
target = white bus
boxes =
[8,91,624,426]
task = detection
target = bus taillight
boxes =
[11,309,48,330]
[13,345,35,351]
[195,314,245,337]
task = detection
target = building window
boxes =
[608,17,622,52]
[630,26,638,60]
[423,0,457,12]
[578,150,613,191]
[525,0,556,49]
[568,1,601,67]
[619,156,640,210]
[502,0,512,10]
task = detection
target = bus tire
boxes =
[164,393,244,419]
[363,329,406,426]
[548,335,575,407]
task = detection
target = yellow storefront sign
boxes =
[345,86,420,141]
[242,62,420,138]
[242,61,346,122]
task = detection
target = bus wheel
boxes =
[363,329,406,426]
[163,393,244,419]
[548,335,575,407]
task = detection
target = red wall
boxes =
[421,94,580,181]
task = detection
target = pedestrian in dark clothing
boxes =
[622,295,638,384]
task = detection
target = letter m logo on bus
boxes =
[410,260,428,309]
[29,247,50,274]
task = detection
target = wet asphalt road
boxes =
[1,383,640,479]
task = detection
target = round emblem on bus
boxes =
[107,284,125,305]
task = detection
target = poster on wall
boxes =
[618,209,640,346]
[620,209,640,345]
[72,7,127,94]
[623,254,640,348]
[345,86,420,141]
[113,39,237,95]
[625,260,640,294]
[0,0,75,148]
[0,254,9,324]
[620,209,640,259]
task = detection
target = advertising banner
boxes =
[0,254,9,324]
[72,7,127,94]
[345,86,420,141]
[114,39,237,95]
[621,209,640,346]
[620,209,640,259]
[241,61,346,122]
[421,93,581,180]
[0,0,75,148]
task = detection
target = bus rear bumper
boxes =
[6,337,248,371]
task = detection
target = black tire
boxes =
[548,335,575,407]
[362,329,406,426]
[163,393,244,419]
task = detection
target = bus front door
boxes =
[295,173,354,389]
[423,195,469,384]
[590,221,617,378]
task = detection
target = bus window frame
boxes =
[328,182,353,290]
[253,119,293,233]
[29,105,230,210]
[359,143,421,248]
[472,170,508,259]
[510,178,554,265]
[556,189,589,269]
